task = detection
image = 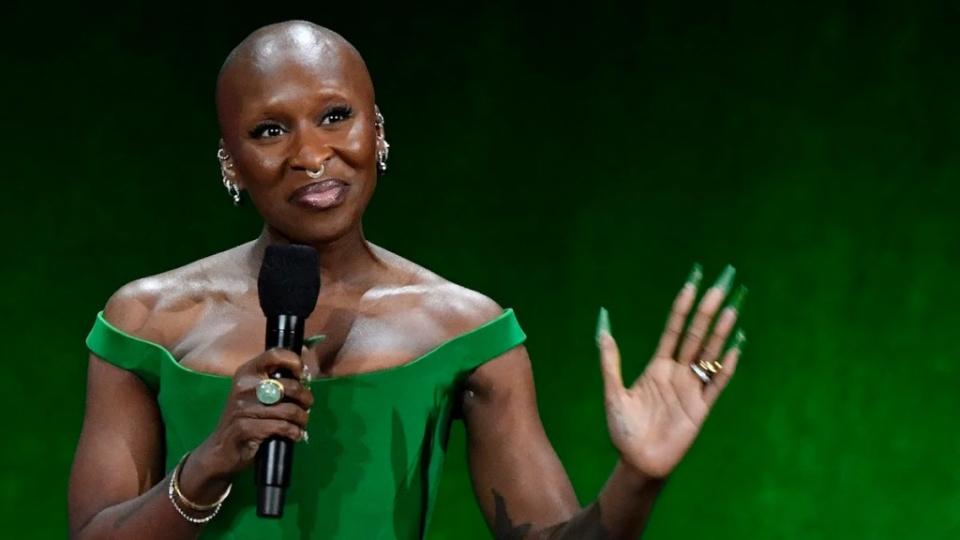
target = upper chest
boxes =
[166,295,452,379]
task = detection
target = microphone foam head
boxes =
[258,245,320,318]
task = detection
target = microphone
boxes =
[255,244,320,518]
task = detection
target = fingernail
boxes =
[302,430,310,444]
[300,365,312,384]
[595,307,611,344]
[685,262,704,289]
[711,264,737,293]
[305,334,327,347]
[726,285,749,312]
[730,329,747,351]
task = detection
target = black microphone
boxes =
[255,244,320,518]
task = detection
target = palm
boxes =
[605,356,709,477]
[597,271,745,479]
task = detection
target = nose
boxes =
[289,126,334,172]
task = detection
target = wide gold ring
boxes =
[690,359,722,384]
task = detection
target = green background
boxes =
[2,1,958,537]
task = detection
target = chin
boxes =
[271,206,364,245]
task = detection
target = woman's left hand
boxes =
[597,264,747,479]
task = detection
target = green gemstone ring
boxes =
[256,379,285,405]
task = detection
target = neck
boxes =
[247,224,383,289]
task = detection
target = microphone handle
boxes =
[256,314,305,518]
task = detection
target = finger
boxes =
[697,306,741,370]
[240,402,310,429]
[677,265,736,365]
[595,308,624,394]
[239,376,314,409]
[703,330,745,406]
[236,418,306,446]
[257,348,304,379]
[654,265,701,359]
[276,377,314,409]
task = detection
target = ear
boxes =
[374,104,386,143]
[218,138,245,189]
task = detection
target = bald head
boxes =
[216,21,374,132]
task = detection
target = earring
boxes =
[374,105,390,175]
[217,146,242,206]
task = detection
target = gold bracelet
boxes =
[168,476,221,524]
[171,452,232,512]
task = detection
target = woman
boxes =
[69,20,748,539]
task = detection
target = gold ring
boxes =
[690,359,722,384]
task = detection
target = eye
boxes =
[320,105,353,125]
[249,122,287,139]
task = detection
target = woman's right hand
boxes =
[178,348,314,503]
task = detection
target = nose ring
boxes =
[306,163,325,179]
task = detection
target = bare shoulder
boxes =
[102,242,256,345]
[370,249,534,402]
[369,245,506,337]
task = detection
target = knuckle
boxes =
[716,315,735,332]
[273,348,299,361]
[234,417,251,435]
[302,392,315,408]
[262,348,294,366]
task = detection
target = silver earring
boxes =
[217,146,242,206]
[375,106,390,175]
[222,174,242,206]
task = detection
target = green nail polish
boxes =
[685,262,704,288]
[727,285,749,312]
[712,264,737,293]
[595,307,611,343]
[730,329,747,350]
[305,334,327,347]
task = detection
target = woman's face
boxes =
[217,34,379,244]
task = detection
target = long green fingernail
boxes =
[305,334,327,347]
[686,262,704,288]
[712,264,737,293]
[730,329,747,351]
[727,285,749,312]
[595,307,611,344]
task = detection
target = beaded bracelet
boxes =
[167,452,232,524]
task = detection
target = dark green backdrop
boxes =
[2,1,958,538]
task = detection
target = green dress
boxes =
[85,309,526,539]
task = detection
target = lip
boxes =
[289,178,349,210]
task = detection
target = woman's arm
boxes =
[69,294,313,539]
[68,291,230,539]
[464,267,745,539]
[464,347,657,539]
[68,353,214,539]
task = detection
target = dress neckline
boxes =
[93,309,517,383]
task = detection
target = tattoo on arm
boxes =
[491,490,609,540]
[547,503,609,540]
[492,490,532,540]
